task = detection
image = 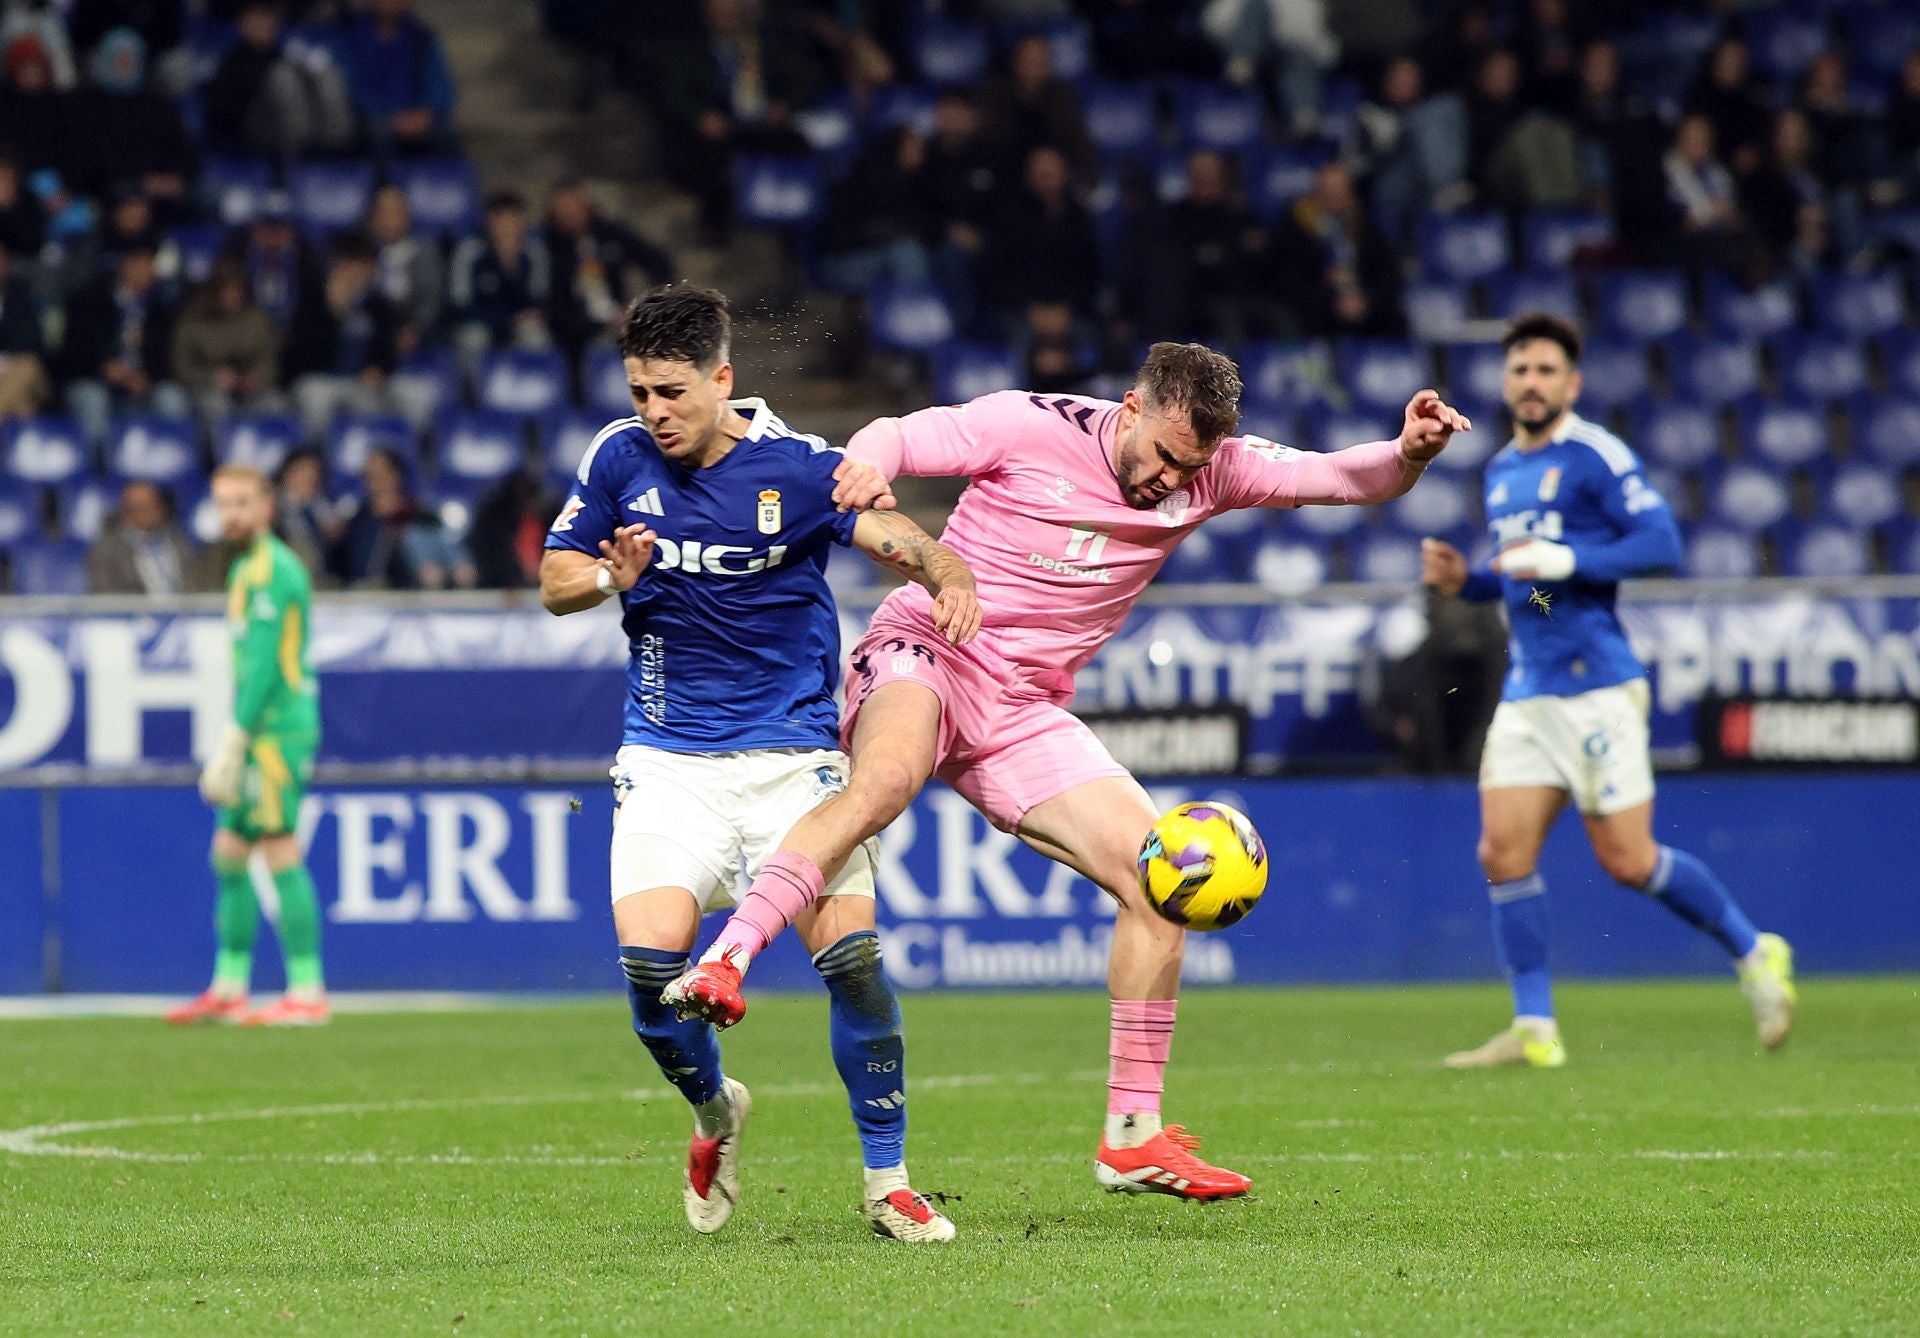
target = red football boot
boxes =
[164,991,249,1026]
[1094,1124,1252,1200]
[661,951,748,1029]
[238,996,331,1027]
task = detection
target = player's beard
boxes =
[1511,396,1563,435]
[1116,435,1163,510]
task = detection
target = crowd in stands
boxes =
[0,0,676,596]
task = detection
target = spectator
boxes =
[70,27,193,209]
[542,180,671,360]
[204,0,355,161]
[0,2,74,89]
[334,445,474,590]
[69,0,186,78]
[62,185,180,292]
[227,191,326,333]
[331,0,459,159]
[1781,199,1835,283]
[1168,150,1270,342]
[468,468,560,589]
[449,190,552,359]
[643,0,821,241]
[1268,162,1403,338]
[1090,0,1214,83]
[1798,52,1873,189]
[795,0,896,97]
[921,90,1001,323]
[85,479,194,595]
[981,33,1097,188]
[172,257,284,424]
[1516,0,1585,115]
[0,236,50,418]
[59,237,189,441]
[818,127,936,294]
[273,447,346,583]
[1888,51,1920,194]
[0,32,74,177]
[1200,0,1338,137]
[365,183,443,346]
[1420,0,1496,99]
[1346,55,1469,221]
[1664,113,1742,261]
[6,487,87,594]
[287,231,403,434]
[1571,39,1657,224]
[1105,163,1184,352]
[1466,48,1579,209]
[0,149,46,258]
[1020,299,1095,395]
[1687,38,1771,177]
[981,145,1101,333]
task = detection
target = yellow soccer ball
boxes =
[1136,801,1268,932]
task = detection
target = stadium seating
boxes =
[1824,464,1902,528]
[540,411,607,484]
[1703,274,1801,341]
[1593,271,1690,342]
[1851,394,1920,466]
[1402,281,1470,342]
[1251,144,1330,217]
[1740,398,1828,470]
[1663,335,1763,405]
[1633,402,1721,470]
[1240,342,1334,407]
[868,284,956,353]
[1578,340,1654,410]
[1084,81,1157,157]
[1349,529,1423,584]
[1771,332,1870,402]
[1338,340,1429,414]
[200,156,273,225]
[1176,82,1265,152]
[328,415,418,479]
[733,157,826,229]
[582,345,632,421]
[914,20,990,86]
[870,84,938,133]
[1418,212,1510,283]
[1521,211,1613,271]
[106,418,202,486]
[433,411,526,485]
[1782,524,1872,578]
[1814,271,1908,339]
[1443,343,1506,404]
[1707,465,1792,531]
[4,418,91,486]
[395,159,483,237]
[932,342,1022,405]
[1683,527,1762,579]
[0,482,38,551]
[1486,271,1580,322]
[476,348,571,419]
[214,415,306,472]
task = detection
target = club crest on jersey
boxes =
[1538,467,1562,503]
[756,489,782,535]
[1155,487,1192,526]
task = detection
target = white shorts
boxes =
[609,745,879,913]
[1479,679,1655,816]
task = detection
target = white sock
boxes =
[1104,1111,1162,1148]
[863,1164,909,1200]
[693,1086,733,1139]
[1514,1014,1559,1041]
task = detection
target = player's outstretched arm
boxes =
[851,510,983,644]
[1421,537,1502,601]
[539,525,655,615]
[1221,391,1471,510]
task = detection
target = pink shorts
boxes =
[841,608,1129,833]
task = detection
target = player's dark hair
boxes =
[1502,312,1582,364]
[485,189,526,215]
[619,284,732,371]
[1136,342,1242,445]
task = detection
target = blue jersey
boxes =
[1464,412,1683,700]
[544,398,858,753]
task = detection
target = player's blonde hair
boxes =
[1136,342,1243,446]
[211,462,272,495]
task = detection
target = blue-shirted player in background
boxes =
[541,286,980,1240]
[1422,313,1796,1068]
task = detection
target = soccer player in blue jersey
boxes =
[540,286,981,1240]
[1422,313,1796,1068]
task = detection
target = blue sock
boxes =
[1642,845,1760,959]
[814,931,905,1170]
[619,947,723,1106]
[1490,873,1553,1019]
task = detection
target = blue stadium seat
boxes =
[1743,8,1828,81]
[1848,7,1918,78]
[1866,206,1920,255]
[1428,402,1501,473]
[1084,81,1158,157]
[868,284,955,352]
[540,410,608,484]
[106,417,200,485]
[1849,393,1920,466]
[1155,525,1239,582]
[1310,407,1399,457]
[1250,144,1329,217]
[1643,465,1691,520]
[1418,212,1510,283]
[914,20,990,85]
[1683,527,1760,579]
[0,481,37,551]
[178,480,221,545]
[1444,342,1506,404]
[1175,82,1265,152]
[328,415,418,479]
[793,94,859,175]
[4,417,90,486]
[1250,540,1328,595]
[200,156,272,226]
[869,84,937,133]
[1739,398,1828,469]
[1883,518,1920,574]
[1706,465,1791,531]
[1389,472,1471,535]
[214,415,305,472]
[1403,281,1470,342]
[389,347,464,428]
[1782,525,1871,578]
[9,536,90,596]
[1486,270,1580,322]
[1771,332,1869,402]
[1579,339,1653,410]
[1286,484,1367,536]
[1632,401,1720,469]
[1520,211,1612,270]
[932,342,1021,404]
[733,156,826,228]
[168,225,224,284]
[1022,17,1093,82]
[1877,330,1920,398]
[1823,464,1901,529]
[582,345,631,420]
[1337,339,1429,413]
[1813,271,1908,339]
[1703,274,1801,341]
[1240,341,1333,408]
[288,161,377,236]
[1662,335,1762,405]
[1350,530,1422,584]
[396,159,483,237]
[57,477,120,542]
[434,411,525,485]
[1234,401,1295,450]
[476,347,570,418]
[1594,270,1690,342]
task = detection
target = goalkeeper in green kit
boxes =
[166,463,329,1027]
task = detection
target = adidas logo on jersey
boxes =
[628,487,665,516]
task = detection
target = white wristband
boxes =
[595,566,617,596]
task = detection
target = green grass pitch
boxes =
[4,979,1918,1336]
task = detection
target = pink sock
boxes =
[709,851,825,962]
[1107,999,1177,1115]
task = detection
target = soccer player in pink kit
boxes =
[667,343,1468,1199]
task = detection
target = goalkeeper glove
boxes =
[198,724,249,808]
[1494,538,1576,582]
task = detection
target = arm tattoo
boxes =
[862,511,974,594]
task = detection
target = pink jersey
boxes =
[850,389,1419,697]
